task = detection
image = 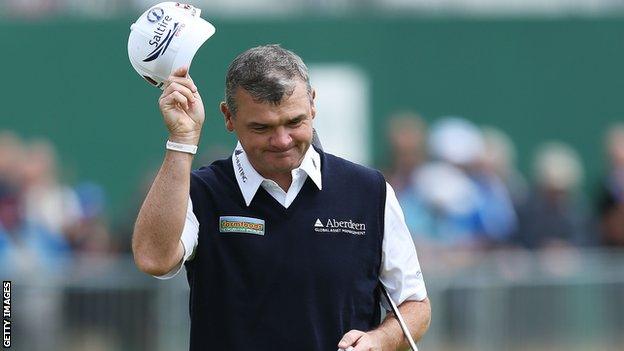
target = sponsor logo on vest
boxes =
[314,218,366,236]
[234,149,248,182]
[220,216,265,235]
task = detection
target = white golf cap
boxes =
[128,2,215,89]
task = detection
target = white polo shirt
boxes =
[160,143,427,306]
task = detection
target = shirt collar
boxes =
[231,142,322,206]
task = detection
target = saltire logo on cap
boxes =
[143,23,180,62]
[146,7,164,23]
[219,216,265,236]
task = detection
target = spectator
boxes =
[471,127,519,246]
[383,112,427,194]
[0,137,76,272]
[403,117,485,248]
[403,160,480,247]
[66,181,113,255]
[21,140,83,237]
[0,131,24,235]
[0,131,119,269]
[400,117,517,249]
[597,123,624,246]
[516,142,590,249]
[480,126,528,207]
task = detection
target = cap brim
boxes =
[172,18,216,72]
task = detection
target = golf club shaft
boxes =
[382,287,419,351]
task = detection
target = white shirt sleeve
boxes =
[379,182,427,308]
[154,198,200,280]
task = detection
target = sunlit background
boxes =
[2,0,624,350]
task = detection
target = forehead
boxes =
[234,81,310,121]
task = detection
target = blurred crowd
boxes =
[3,116,624,273]
[383,113,624,265]
[0,131,114,272]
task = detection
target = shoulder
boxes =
[191,157,233,184]
[189,157,238,209]
[190,157,238,197]
[321,152,387,201]
[323,152,385,184]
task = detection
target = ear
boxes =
[310,88,317,119]
[220,102,235,132]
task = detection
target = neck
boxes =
[248,160,295,192]
[255,168,293,191]
[271,174,293,192]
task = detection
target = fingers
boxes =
[165,67,198,93]
[172,66,188,78]
[160,91,189,110]
[167,75,198,94]
[163,82,196,106]
[338,330,365,349]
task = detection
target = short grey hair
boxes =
[225,44,312,115]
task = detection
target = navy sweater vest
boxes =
[186,149,386,351]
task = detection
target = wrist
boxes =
[163,149,195,169]
[166,140,198,155]
[369,329,399,351]
[168,133,200,146]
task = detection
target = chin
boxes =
[275,160,298,171]
[267,158,298,172]
[261,149,304,169]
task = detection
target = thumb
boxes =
[338,330,365,349]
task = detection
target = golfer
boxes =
[132,44,431,351]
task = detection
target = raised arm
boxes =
[132,66,205,276]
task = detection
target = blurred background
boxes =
[2,0,624,350]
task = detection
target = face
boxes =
[221,81,316,180]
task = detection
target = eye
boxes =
[251,125,268,132]
[288,119,303,127]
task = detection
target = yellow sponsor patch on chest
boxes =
[219,216,265,235]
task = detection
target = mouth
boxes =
[268,152,292,159]
[266,148,293,156]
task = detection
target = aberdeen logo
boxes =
[220,216,265,236]
[314,218,366,236]
[146,7,164,23]
[143,22,180,62]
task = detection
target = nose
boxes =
[270,127,292,150]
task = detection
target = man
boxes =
[132,44,430,351]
